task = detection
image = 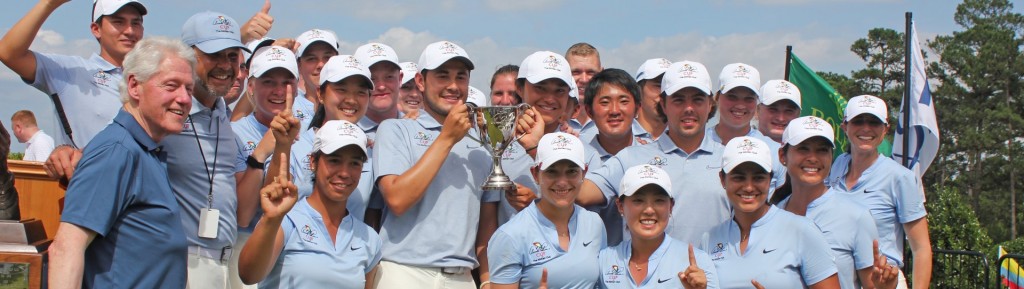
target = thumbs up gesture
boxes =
[678,244,707,289]
[242,0,274,44]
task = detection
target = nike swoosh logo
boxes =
[583,241,593,247]
[658,278,672,283]
[350,246,361,251]
[863,190,877,194]
[763,248,776,254]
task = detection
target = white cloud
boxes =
[485,0,566,12]
[722,0,898,5]
[294,1,457,23]
[0,29,97,81]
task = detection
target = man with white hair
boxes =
[48,36,194,289]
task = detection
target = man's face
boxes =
[587,84,637,140]
[417,60,470,118]
[131,56,194,140]
[520,78,571,128]
[662,87,713,139]
[490,72,518,106]
[757,101,800,142]
[250,69,297,123]
[91,7,144,60]
[567,55,601,95]
[224,54,247,105]
[716,87,758,129]
[194,47,241,98]
[298,43,338,89]
[368,62,402,116]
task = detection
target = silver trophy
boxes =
[467,103,531,191]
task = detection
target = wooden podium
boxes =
[9,160,64,240]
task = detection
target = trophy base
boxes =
[481,175,516,191]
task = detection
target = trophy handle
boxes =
[465,102,484,144]
[513,103,532,142]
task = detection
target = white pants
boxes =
[228,232,257,289]
[187,249,230,289]
[372,260,475,289]
[896,269,908,289]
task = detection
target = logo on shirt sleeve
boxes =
[529,241,553,263]
[243,141,257,152]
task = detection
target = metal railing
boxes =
[929,249,989,289]
[996,253,1024,289]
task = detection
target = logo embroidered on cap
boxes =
[638,165,658,179]
[369,44,387,57]
[439,41,458,55]
[542,55,562,71]
[738,138,758,153]
[308,29,325,40]
[857,96,877,107]
[212,15,233,33]
[266,47,286,62]
[657,58,671,68]
[343,56,361,69]
[679,63,698,79]
[732,65,751,79]
[803,117,825,130]
[776,81,792,94]
[550,135,573,150]
[402,62,418,71]
[648,156,668,167]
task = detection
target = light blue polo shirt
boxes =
[497,141,541,225]
[701,206,838,289]
[163,97,243,249]
[707,126,786,194]
[373,109,501,269]
[489,201,606,288]
[290,127,375,221]
[232,114,270,233]
[582,132,649,247]
[827,154,927,268]
[778,189,878,289]
[29,53,122,146]
[587,133,729,244]
[258,198,382,289]
[61,110,187,289]
[578,119,654,145]
[293,90,317,132]
[599,236,719,289]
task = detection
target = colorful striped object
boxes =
[1000,246,1024,289]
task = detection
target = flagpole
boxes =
[785,45,793,81]
[902,12,913,168]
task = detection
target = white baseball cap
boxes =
[467,86,489,107]
[661,61,712,96]
[313,120,368,155]
[243,37,276,69]
[249,46,298,78]
[722,136,773,174]
[760,79,802,109]
[355,43,401,69]
[783,116,835,147]
[568,80,580,102]
[718,63,761,96]
[619,165,672,198]
[635,58,672,82]
[844,95,888,124]
[418,41,474,70]
[399,62,418,85]
[319,55,373,88]
[92,0,147,22]
[535,132,586,170]
[181,12,247,54]
[518,51,574,88]
[295,29,339,58]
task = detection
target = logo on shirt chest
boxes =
[710,242,727,261]
[181,117,195,133]
[300,224,318,245]
[528,241,553,263]
[603,264,625,284]
[294,109,307,120]
[92,71,114,88]
[414,132,432,146]
[648,156,668,167]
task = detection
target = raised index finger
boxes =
[688,243,698,266]
[873,239,884,266]
[277,152,289,181]
[285,82,294,112]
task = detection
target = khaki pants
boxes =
[372,260,475,289]
[228,232,257,289]
[186,247,230,289]
[896,269,908,289]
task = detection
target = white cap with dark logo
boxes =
[635,58,672,82]
[355,43,401,69]
[782,116,834,147]
[661,61,712,96]
[718,63,761,96]
[399,62,418,85]
[844,95,888,124]
[295,29,340,57]
[319,55,373,88]
[722,136,773,174]
[535,132,586,170]
[418,41,474,71]
[313,120,368,155]
[467,86,489,107]
[249,46,298,78]
[518,51,574,89]
[619,165,672,197]
[92,0,147,22]
[760,79,801,109]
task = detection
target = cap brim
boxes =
[252,66,298,79]
[426,56,475,71]
[195,39,249,54]
[723,160,772,174]
[538,157,586,171]
[623,183,672,198]
[663,81,711,97]
[297,39,338,57]
[524,74,572,87]
[321,74,373,88]
[786,134,834,148]
[319,143,368,156]
[720,83,760,97]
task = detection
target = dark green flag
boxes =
[787,52,849,157]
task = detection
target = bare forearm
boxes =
[262,143,292,187]
[48,222,94,289]
[911,249,932,289]
[476,203,498,283]
[0,0,59,80]
[236,170,263,227]
[238,216,283,285]
[575,179,607,207]
[379,138,456,216]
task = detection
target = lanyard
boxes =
[188,114,220,209]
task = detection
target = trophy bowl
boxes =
[467,103,530,191]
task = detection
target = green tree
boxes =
[927,186,992,288]
[850,28,905,110]
[817,71,866,98]
[929,0,1024,242]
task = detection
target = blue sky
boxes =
[0,0,993,152]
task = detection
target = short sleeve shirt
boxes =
[827,154,926,267]
[599,237,719,289]
[586,134,729,244]
[291,128,375,221]
[61,110,187,289]
[778,189,878,289]
[29,53,123,146]
[372,109,500,268]
[488,201,606,288]
[582,131,650,247]
[162,97,241,249]
[702,206,838,289]
[258,198,382,289]
[24,130,55,161]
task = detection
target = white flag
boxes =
[893,21,940,178]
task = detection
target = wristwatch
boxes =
[246,155,265,170]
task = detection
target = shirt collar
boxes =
[357,115,379,132]
[189,96,228,131]
[245,114,269,133]
[89,53,119,72]
[26,131,42,145]
[655,131,718,155]
[113,109,161,152]
[414,109,443,129]
[750,205,780,229]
